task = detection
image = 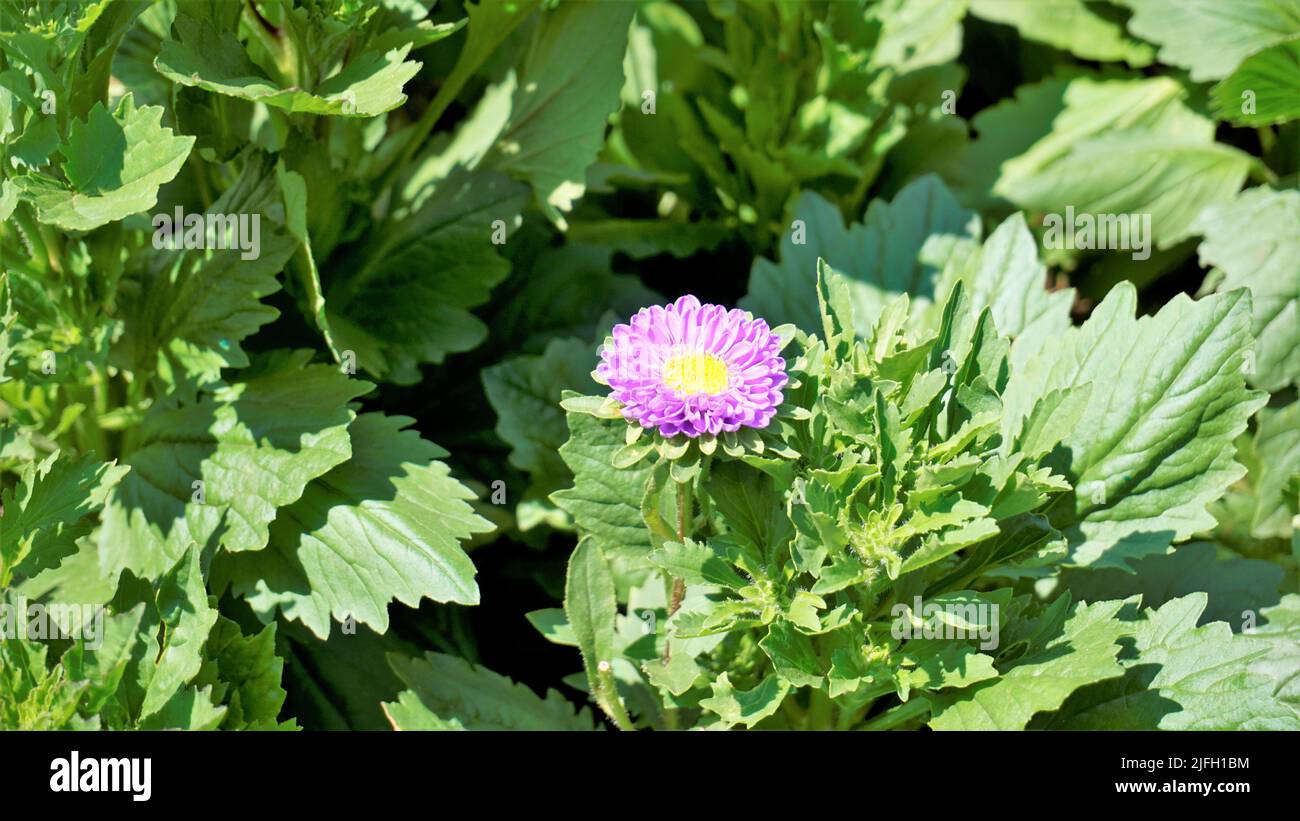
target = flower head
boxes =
[597,295,788,438]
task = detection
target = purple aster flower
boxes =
[597,295,788,439]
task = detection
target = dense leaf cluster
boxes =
[0,0,1295,731]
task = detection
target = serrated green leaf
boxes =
[14,94,192,231]
[226,413,488,638]
[699,673,790,728]
[896,641,999,696]
[1212,37,1300,126]
[708,460,794,562]
[139,547,217,719]
[649,540,748,589]
[969,0,1153,65]
[136,684,226,730]
[198,617,293,730]
[959,76,1255,246]
[947,212,1074,368]
[760,619,824,689]
[552,411,656,559]
[60,603,148,721]
[385,651,597,731]
[1248,403,1300,538]
[1243,594,1300,711]
[872,0,965,72]
[1,450,128,587]
[484,0,634,225]
[98,350,368,580]
[1061,542,1285,626]
[1004,284,1266,568]
[929,599,1130,730]
[1193,186,1300,391]
[483,337,597,495]
[742,175,978,336]
[1043,594,1300,729]
[119,152,296,391]
[643,650,704,699]
[326,170,527,384]
[155,16,421,117]
[1114,0,1300,82]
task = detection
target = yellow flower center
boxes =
[661,350,729,396]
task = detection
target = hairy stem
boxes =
[669,482,689,614]
[662,480,692,665]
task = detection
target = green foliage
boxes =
[15,94,193,231]
[554,241,1296,728]
[0,0,632,730]
[384,650,598,731]
[1,0,1295,734]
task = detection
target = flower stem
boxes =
[669,479,692,615]
[662,480,692,664]
[808,688,834,730]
